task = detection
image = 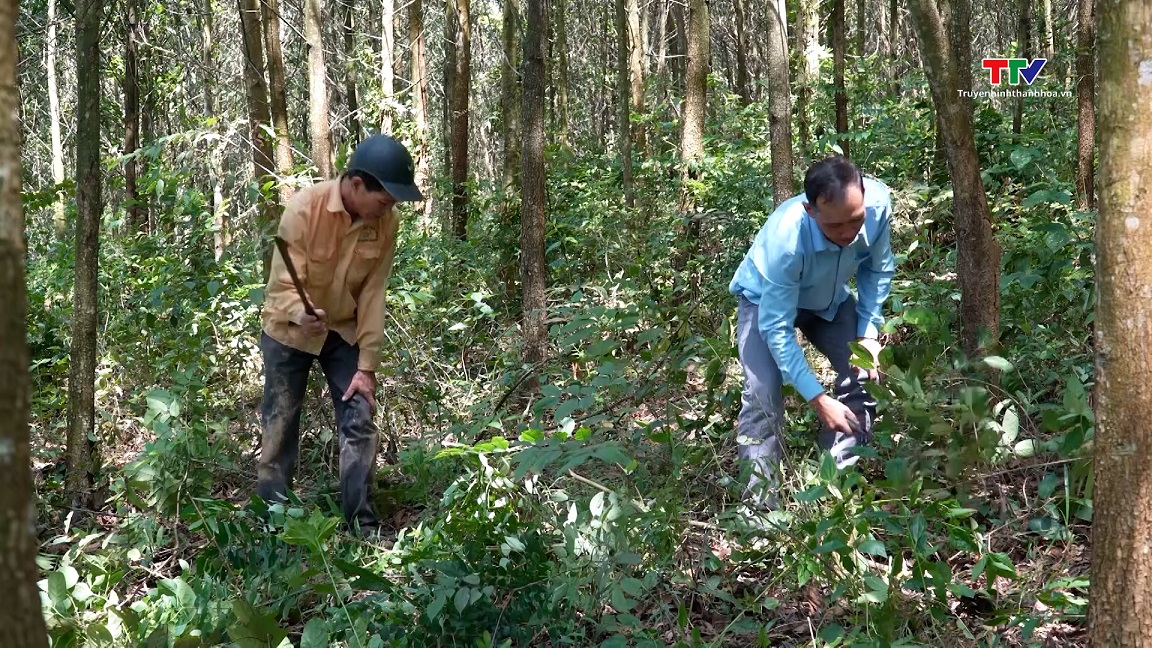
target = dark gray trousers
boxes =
[256,330,379,530]
[735,295,876,505]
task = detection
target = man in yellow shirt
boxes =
[256,134,422,535]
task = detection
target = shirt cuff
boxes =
[357,350,380,373]
[857,320,880,339]
[795,373,825,403]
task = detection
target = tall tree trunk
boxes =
[0,0,50,641]
[409,0,431,221]
[796,0,819,150]
[305,0,333,178]
[678,0,708,221]
[616,0,636,209]
[238,0,277,271]
[626,0,645,154]
[857,0,866,57]
[124,0,142,232]
[908,0,1001,355]
[890,0,900,92]
[766,0,794,202]
[734,0,750,104]
[1013,0,1031,134]
[499,0,521,301]
[47,0,66,239]
[442,0,455,214]
[555,0,571,145]
[1090,3,1152,640]
[262,0,293,202]
[672,3,688,100]
[833,0,850,156]
[1075,0,1095,210]
[1040,0,1055,62]
[381,0,395,133]
[450,0,471,240]
[200,0,215,115]
[343,0,361,142]
[200,0,227,259]
[655,0,670,105]
[68,0,103,513]
[521,0,547,369]
[949,0,972,95]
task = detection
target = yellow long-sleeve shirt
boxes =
[261,179,400,372]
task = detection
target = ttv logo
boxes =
[981,58,1047,85]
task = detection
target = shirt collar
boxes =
[325,179,347,216]
[805,206,871,251]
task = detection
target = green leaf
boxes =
[504,535,526,552]
[519,428,545,444]
[620,578,645,597]
[47,571,70,608]
[819,452,838,483]
[1001,406,1020,444]
[86,623,114,645]
[610,585,634,613]
[454,587,471,614]
[983,356,1013,372]
[159,577,196,613]
[858,539,888,557]
[794,485,829,502]
[300,619,328,648]
[426,590,447,621]
[1015,439,1039,458]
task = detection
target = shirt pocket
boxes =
[307,243,338,286]
[348,243,382,287]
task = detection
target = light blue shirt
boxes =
[728,176,896,402]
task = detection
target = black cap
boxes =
[347,134,424,202]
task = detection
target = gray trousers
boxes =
[256,331,379,530]
[735,295,876,505]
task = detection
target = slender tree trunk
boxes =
[555,0,571,145]
[450,0,471,240]
[908,0,1001,355]
[521,0,547,369]
[949,0,972,95]
[409,0,431,220]
[834,0,850,156]
[0,0,49,641]
[766,0,794,202]
[1041,0,1055,62]
[381,0,395,133]
[626,0,645,154]
[342,1,361,142]
[238,0,277,271]
[672,3,688,100]
[678,0,708,222]
[124,0,142,232]
[616,0,636,209]
[200,0,215,115]
[305,0,333,178]
[734,0,750,104]
[857,0,866,57]
[442,0,455,215]
[1090,3,1152,641]
[47,0,66,239]
[796,0,819,149]
[890,0,900,92]
[499,0,521,301]
[655,0,669,105]
[200,0,227,259]
[1075,0,1095,210]
[1013,0,1031,134]
[68,0,103,513]
[262,0,293,202]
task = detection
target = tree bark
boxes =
[1090,1,1152,641]
[408,0,431,220]
[124,0,142,232]
[766,0,794,202]
[0,0,50,641]
[200,0,215,115]
[200,0,228,260]
[616,0,635,209]
[678,0,708,220]
[833,0,849,156]
[381,0,395,133]
[1075,0,1095,210]
[521,0,547,369]
[857,0,866,57]
[262,0,294,203]
[796,0,819,148]
[343,0,361,142]
[47,0,66,239]
[1040,0,1055,62]
[734,0,750,104]
[449,0,471,240]
[68,0,103,513]
[949,0,972,95]
[555,0,571,145]
[499,0,521,300]
[626,0,645,154]
[908,0,1001,355]
[238,0,277,271]
[305,0,333,178]
[1013,0,1031,134]
[890,0,900,92]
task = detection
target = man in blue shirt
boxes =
[729,156,896,508]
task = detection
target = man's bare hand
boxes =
[342,370,376,411]
[300,309,328,337]
[812,393,860,435]
[856,337,883,382]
